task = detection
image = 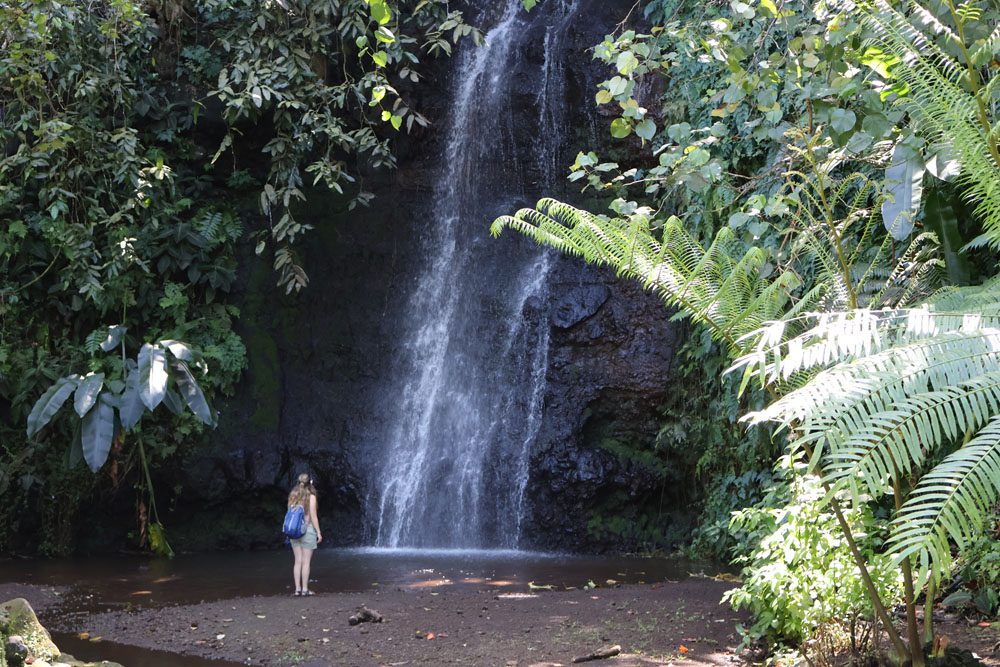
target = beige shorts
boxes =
[290,524,318,550]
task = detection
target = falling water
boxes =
[373,0,579,549]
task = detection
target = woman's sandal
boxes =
[302,590,315,596]
[293,591,301,596]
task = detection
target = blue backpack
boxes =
[282,504,306,539]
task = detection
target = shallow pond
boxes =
[1,548,716,666]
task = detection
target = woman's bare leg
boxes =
[301,547,314,593]
[291,544,304,592]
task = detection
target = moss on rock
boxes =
[0,599,59,664]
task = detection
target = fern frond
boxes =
[742,276,1000,584]
[733,300,1000,388]
[929,274,1000,313]
[492,198,802,356]
[822,370,1000,500]
[888,414,1000,586]
[750,328,1000,427]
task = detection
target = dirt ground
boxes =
[3,580,999,667]
[59,579,745,666]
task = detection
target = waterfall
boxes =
[373,0,578,549]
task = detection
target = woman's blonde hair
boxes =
[288,473,317,507]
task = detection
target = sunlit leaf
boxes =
[610,118,631,138]
[882,144,924,240]
[119,368,145,431]
[27,376,79,438]
[172,360,216,426]
[138,344,168,410]
[81,392,115,472]
[74,372,105,418]
[99,325,127,352]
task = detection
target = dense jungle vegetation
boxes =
[3,0,1000,663]
[0,0,480,555]
[494,0,1000,661]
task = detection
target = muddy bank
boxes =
[60,581,746,666]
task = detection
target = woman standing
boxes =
[288,473,322,595]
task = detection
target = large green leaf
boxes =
[99,325,127,352]
[74,372,105,418]
[160,339,194,362]
[27,375,80,438]
[138,343,168,410]
[881,144,924,240]
[119,368,145,431]
[162,387,185,416]
[924,190,971,285]
[81,392,115,472]
[172,360,216,426]
[148,521,174,558]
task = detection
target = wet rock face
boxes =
[551,285,611,330]
[162,0,683,553]
[522,270,681,552]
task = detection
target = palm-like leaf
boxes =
[492,198,806,357]
[735,276,1000,389]
[889,414,1000,586]
[741,277,1000,585]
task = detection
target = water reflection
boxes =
[1,548,704,611]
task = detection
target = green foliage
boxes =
[725,461,901,648]
[861,0,1000,249]
[26,334,216,473]
[0,0,472,554]
[581,0,900,238]
[492,198,805,355]
[201,0,480,291]
[738,276,1000,589]
[951,518,1000,616]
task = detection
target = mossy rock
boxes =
[0,599,59,664]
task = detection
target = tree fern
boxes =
[737,276,1000,586]
[492,198,808,356]
[492,4,1000,654]
[889,415,1000,578]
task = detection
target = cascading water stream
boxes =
[373,0,579,549]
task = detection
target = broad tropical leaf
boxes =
[924,191,971,285]
[26,375,80,438]
[138,343,168,410]
[99,325,128,352]
[74,372,105,418]
[160,339,194,362]
[162,388,185,416]
[81,392,115,472]
[881,145,924,240]
[171,360,215,426]
[119,368,145,432]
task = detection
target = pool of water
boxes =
[1,547,715,666]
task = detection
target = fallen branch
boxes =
[573,644,621,663]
